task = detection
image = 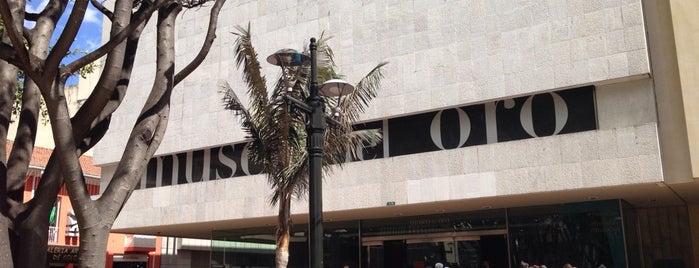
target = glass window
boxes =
[508,199,626,268]
[211,221,360,268]
[362,209,506,237]
[211,226,277,268]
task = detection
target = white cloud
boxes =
[25,0,49,13]
[25,1,101,26]
[24,0,49,28]
[84,6,102,25]
[84,39,100,51]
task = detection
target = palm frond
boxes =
[271,150,309,204]
[315,33,340,82]
[340,62,388,123]
[324,127,382,166]
[232,23,271,124]
[219,80,260,140]
[220,80,246,114]
[224,27,387,210]
[231,23,295,191]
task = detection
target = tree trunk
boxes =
[16,209,52,268]
[16,157,67,268]
[0,59,18,267]
[276,195,292,268]
[75,4,182,267]
[76,223,111,268]
[0,216,12,267]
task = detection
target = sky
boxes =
[25,0,104,84]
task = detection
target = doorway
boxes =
[362,231,508,268]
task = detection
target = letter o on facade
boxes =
[430,108,471,150]
[520,92,568,137]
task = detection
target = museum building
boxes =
[93,1,699,267]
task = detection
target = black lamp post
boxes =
[267,38,354,268]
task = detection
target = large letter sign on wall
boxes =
[138,86,596,189]
[430,108,471,150]
[520,93,568,138]
[240,144,256,176]
[388,86,594,157]
[139,143,263,189]
[217,146,237,179]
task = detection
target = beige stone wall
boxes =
[643,0,698,182]
[669,0,699,179]
[667,2,699,266]
[109,76,663,230]
[93,0,652,165]
[95,0,666,232]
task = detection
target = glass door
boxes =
[364,241,384,268]
[406,236,471,268]
[455,237,481,268]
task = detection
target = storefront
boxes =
[211,199,636,268]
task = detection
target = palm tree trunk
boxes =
[275,195,292,268]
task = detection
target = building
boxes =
[94,0,698,267]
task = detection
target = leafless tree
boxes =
[0,0,226,266]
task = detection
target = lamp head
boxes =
[319,79,355,97]
[266,48,310,66]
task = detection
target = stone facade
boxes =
[93,0,698,266]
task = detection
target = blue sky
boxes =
[25,0,103,84]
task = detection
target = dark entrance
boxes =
[362,231,508,268]
[480,234,508,268]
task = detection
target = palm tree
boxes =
[220,24,387,268]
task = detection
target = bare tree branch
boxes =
[0,1,27,264]
[46,78,89,200]
[178,0,212,8]
[45,0,89,79]
[0,0,29,70]
[24,12,38,21]
[69,0,142,130]
[0,44,20,67]
[74,20,148,145]
[6,79,39,199]
[0,61,18,218]
[174,0,225,85]
[90,0,114,21]
[62,0,173,75]
[97,2,181,211]
[21,0,68,86]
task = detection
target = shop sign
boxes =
[138,86,596,189]
[47,245,79,263]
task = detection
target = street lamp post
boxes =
[267,38,354,268]
[306,38,325,268]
